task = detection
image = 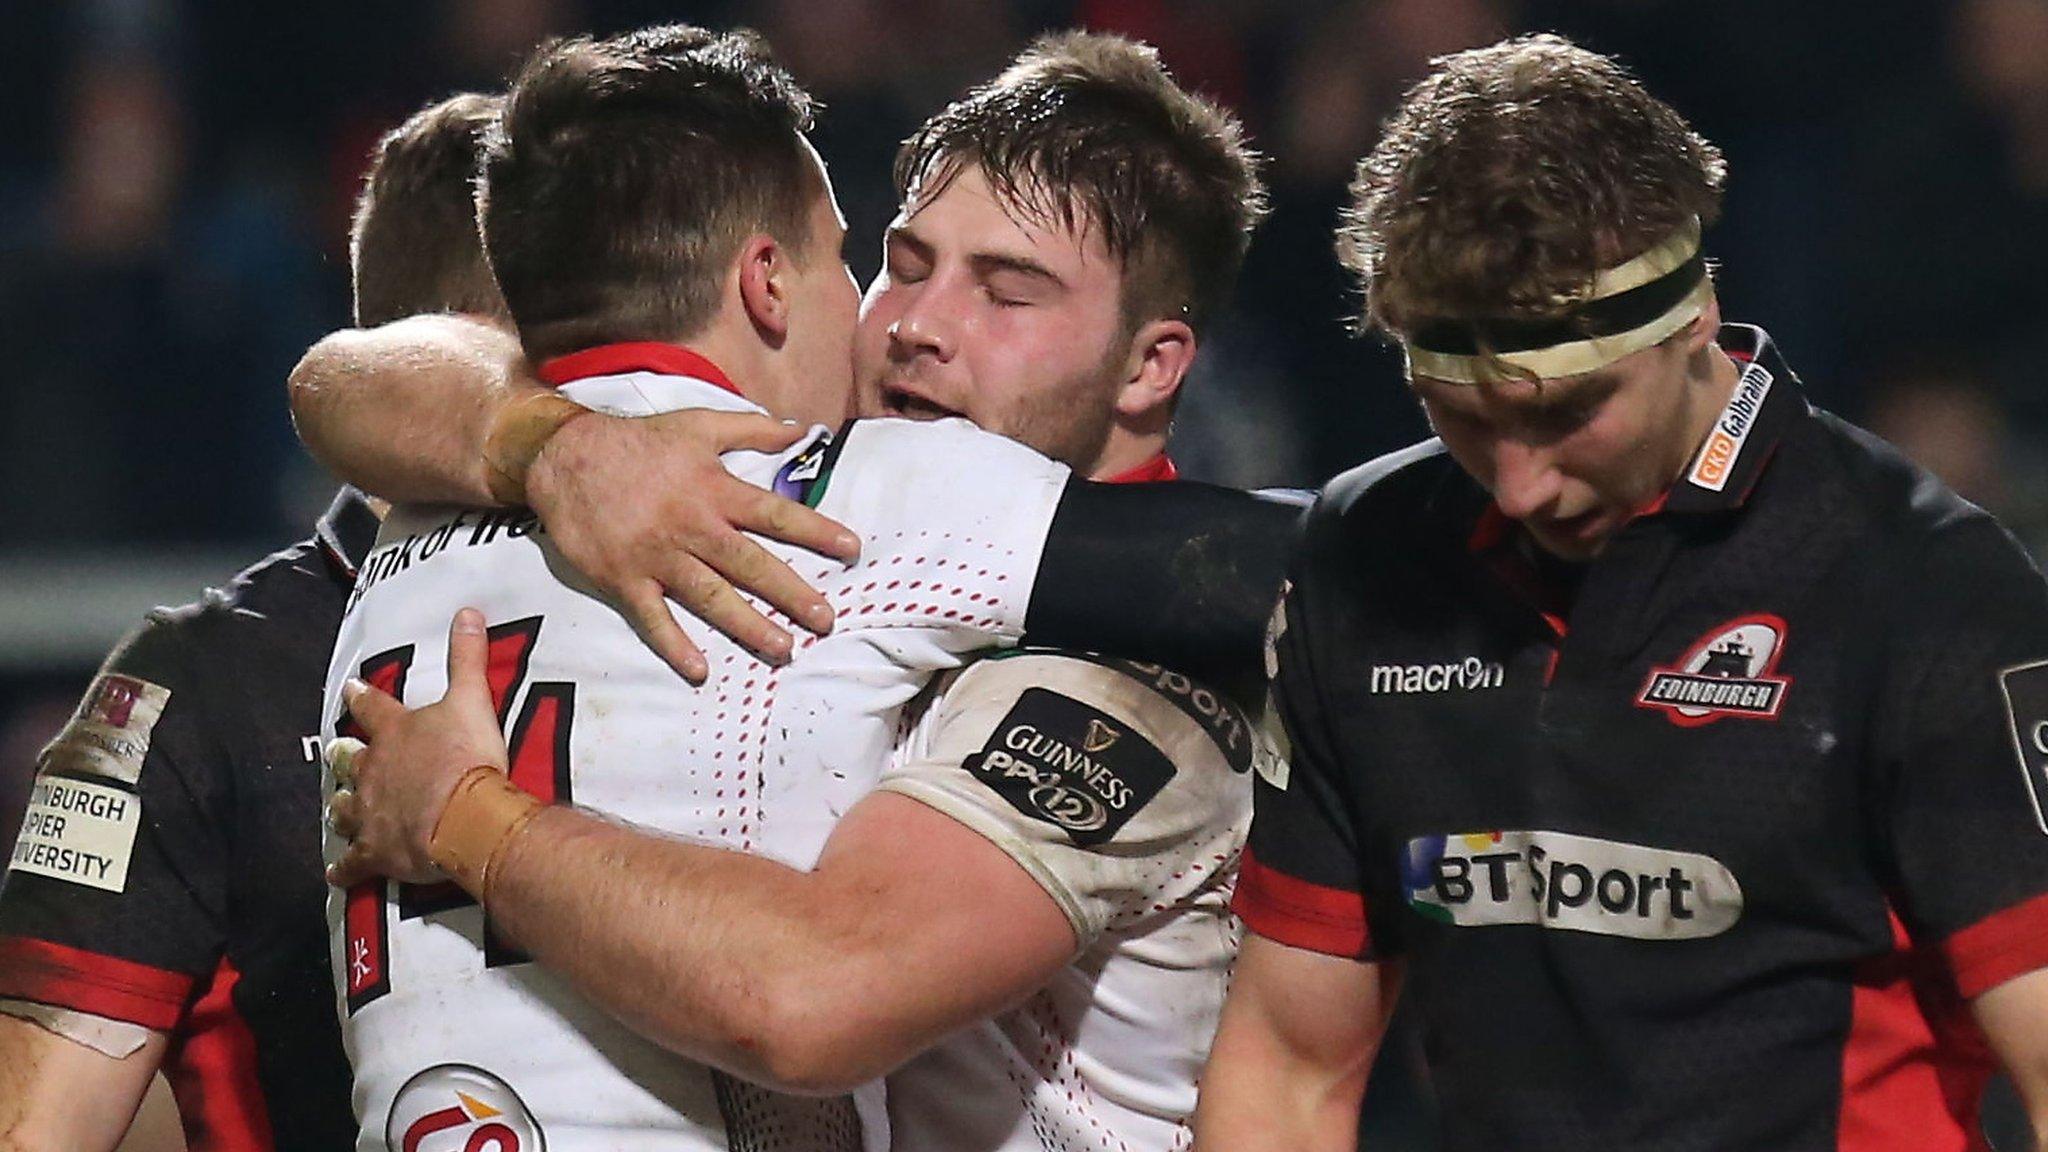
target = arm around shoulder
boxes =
[286,312,531,505]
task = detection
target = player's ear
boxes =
[736,232,792,345]
[1114,316,1196,425]
[1682,291,1721,355]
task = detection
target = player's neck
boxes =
[1670,345,1745,483]
[679,325,777,412]
[1086,427,1171,481]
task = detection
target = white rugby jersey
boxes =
[875,651,1268,1152]
[321,345,1072,1152]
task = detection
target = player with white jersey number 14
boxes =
[314,24,1290,1152]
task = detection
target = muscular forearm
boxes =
[483,805,886,1094]
[287,313,532,504]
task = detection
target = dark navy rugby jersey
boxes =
[0,489,375,1152]
[1238,325,2048,1152]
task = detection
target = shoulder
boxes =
[85,535,344,760]
[1806,412,2046,597]
[139,537,347,670]
[939,650,1266,787]
[1301,439,1460,563]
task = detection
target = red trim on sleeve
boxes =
[1838,910,1991,1152]
[164,956,276,1152]
[536,341,741,397]
[1232,847,1372,958]
[1941,890,2048,999]
[0,936,193,1032]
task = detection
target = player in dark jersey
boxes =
[0,92,514,1152]
[1194,35,2048,1152]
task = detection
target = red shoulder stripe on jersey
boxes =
[1838,909,1989,1152]
[1942,890,2048,999]
[164,956,275,1152]
[1233,848,1372,958]
[536,342,741,397]
[0,937,192,1031]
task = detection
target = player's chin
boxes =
[1527,513,1610,561]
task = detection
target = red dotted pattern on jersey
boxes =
[1003,988,1167,1152]
[672,529,1026,857]
[1114,843,1243,933]
[816,530,1018,636]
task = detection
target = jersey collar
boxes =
[1660,323,1809,515]
[1101,453,1179,484]
[316,486,380,581]
[536,341,743,398]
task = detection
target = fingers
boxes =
[326,788,359,838]
[621,582,711,685]
[326,736,366,789]
[692,523,837,638]
[661,557,794,665]
[445,607,492,704]
[342,677,407,735]
[326,843,377,889]
[682,409,810,455]
[737,484,861,567]
[676,412,860,563]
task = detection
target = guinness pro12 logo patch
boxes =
[966,688,1176,846]
[1637,614,1792,726]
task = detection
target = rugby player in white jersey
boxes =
[313,30,1279,1152]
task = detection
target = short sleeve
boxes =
[1233,561,1381,960]
[1877,515,2048,998]
[0,612,231,1029]
[875,653,1255,946]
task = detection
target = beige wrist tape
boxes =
[483,391,592,505]
[428,766,545,902]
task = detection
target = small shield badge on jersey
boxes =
[2000,659,2048,836]
[1636,614,1793,727]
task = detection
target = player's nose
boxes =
[1490,438,1564,521]
[888,289,957,363]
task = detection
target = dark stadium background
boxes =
[2,2,2044,1148]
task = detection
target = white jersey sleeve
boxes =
[877,651,1266,944]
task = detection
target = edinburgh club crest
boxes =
[1636,614,1792,726]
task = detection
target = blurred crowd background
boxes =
[2,1,2045,1145]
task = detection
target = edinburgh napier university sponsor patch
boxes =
[1636,614,1793,726]
[964,688,1176,846]
[2002,659,2048,836]
[6,673,165,893]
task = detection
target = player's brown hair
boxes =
[350,92,509,327]
[1338,34,1725,339]
[478,24,819,361]
[893,31,1267,335]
